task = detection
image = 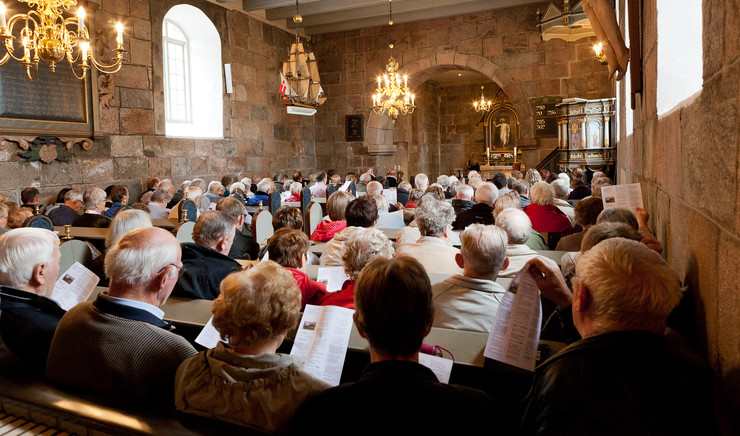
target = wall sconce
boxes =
[593,42,607,64]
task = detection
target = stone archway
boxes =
[365,50,534,174]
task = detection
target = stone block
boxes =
[82,159,115,183]
[129,38,152,66]
[148,157,170,178]
[143,136,195,158]
[120,88,153,109]
[171,157,191,177]
[503,33,529,54]
[495,51,544,70]
[569,59,594,76]
[458,38,483,56]
[194,139,213,157]
[133,18,151,41]
[102,0,129,16]
[116,65,149,89]
[213,139,237,156]
[534,63,569,79]
[120,108,154,135]
[703,0,725,79]
[99,107,120,134]
[483,36,503,58]
[537,79,561,97]
[725,0,740,63]
[544,46,576,64]
[41,160,82,186]
[110,135,143,157]
[130,0,149,20]
[453,52,470,67]
[114,157,148,180]
[410,30,431,49]
[717,232,740,367]
[430,30,449,47]
[654,110,682,196]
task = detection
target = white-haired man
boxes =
[48,189,84,226]
[397,181,412,206]
[551,178,576,226]
[495,209,539,278]
[172,211,241,300]
[246,178,273,206]
[452,182,498,230]
[46,227,197,401]
[356,173,372,193]
[451,184,475,216]
[168,186,203,220]
[395,199,462,274]
[0,228,64,370]
[431,224,509,333]
[204,180,224,204]
[75,187,111,228]
[414,173,429,191]
[521,238,717,434]
[436,175,453,199]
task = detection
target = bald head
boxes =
[475,183,499,206]
[104,227,181,303]
[495,208,532,245]
[367,181,383,197]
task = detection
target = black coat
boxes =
[172,243,242,300]
[396,188,410,206]
[74,212,111,228]
[228,229,260,261]
[0,286,66,370]
[452,203,495,230]
[48,204,79,226]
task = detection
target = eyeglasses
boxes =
[157,263,184,274]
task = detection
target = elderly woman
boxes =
[105,209,152,249]
[524,182,573,236]
[395,199,462,274]
[320,228,394,309]
[311,191,352,242]
[267,228,326,308]
[174,261,330,432]
[285,181,303,202]
[524,168,542,187]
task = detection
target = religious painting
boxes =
[489,108,518,149]
[570,121,581,149]
[588,120,601,149]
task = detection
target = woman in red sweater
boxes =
[524,181,574,234]
[311,191,353,242]
[267,228,327,309]
[320,227,394,309]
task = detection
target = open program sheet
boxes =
[195,316,224,349]
[338,181,352,192]
[316,266,350,293]
[418,353,453,384]
[290,305,354,386]
[382,188,397,205]
[600,183,644,214]
[483,264,542,371]
[51,262,99,311]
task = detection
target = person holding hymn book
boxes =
[0,228,64,371]
[320,227,394,309]
[175,261,329,432]
[288,256,495,435]
[267,228,327,309]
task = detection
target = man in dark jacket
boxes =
[521,239,717,435]
[450,184,475,216]
[452,183,498,230]
[216,197,259,261]
[48,189,84,226]
[396,182,411,206]
[0,228,64,371]
[172,211,242,300]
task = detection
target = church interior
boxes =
[0,0,738,434]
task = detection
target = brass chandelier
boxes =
[371,0,415,123]
[473,86,493,112]
[0,0,126,80]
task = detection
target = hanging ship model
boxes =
[279,4,326,117]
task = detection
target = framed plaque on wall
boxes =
[345,114,364,142]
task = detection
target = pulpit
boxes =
[555,98,616,175]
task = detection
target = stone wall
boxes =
[312,1,614,176]
[616,0,739,432]
[0,0,316,202]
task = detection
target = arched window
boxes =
[656,0,702,115]
[162,5,223,138]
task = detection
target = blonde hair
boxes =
[525,168,542,186]
[576,238,682,334]
[341,227,394,280]
[212,261,301,348]
[530,181,555,206]
[327,191,353,221]
[493,192,521,217]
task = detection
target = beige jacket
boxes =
[432,274,507,333]
[499,244,540,278]
[319,226,361,266]
[395,237,463,275]
[175,343,330,433]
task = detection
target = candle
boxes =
[404,74,407,87]
[487,147,490,159]
[411,94,415,105]
[0,2,6,29]
[80,41,89,61]
[377,76,382,88]
[116,22,123,45]
[77,7,85,34]
[514,146,517,162]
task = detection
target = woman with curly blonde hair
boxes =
[174,261,329,432]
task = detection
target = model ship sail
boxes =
[279,40,326,116]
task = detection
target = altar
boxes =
[481,165,516,179]
[478,148,522,179]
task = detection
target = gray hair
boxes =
[456,184,474,200]
[415,199,455,237]
[289,181,303,195]
[524,168,542,186]
[151,188,172,204]
[359,173,372,183]
[180,180,191,191]
[475,183,499,206]
[186,186,203,201]
[208,181,223,193]
[449,181,460,197]
[530,181,555,205]
[495,208,532,245]
[591,177,613,198]
[240,177,252,188]
[105,228,180,287]
[558,172,570,182]
[158,180,175,194]
[64,189,83,203]
[0,228,59,290]
[193,211,235,247]
[372,195,390,212]
[399,181,412,191]
[230,182,246,194]
[459,224,508,277]
[414,173,429,190]
[190,178,207,190]
[367,181,383,197]
[256,178,273,193]
[550,179,570,199]
[436,175,450,188]
[83,187,106,209]
[341,227,394,280]
[106,209,153,249]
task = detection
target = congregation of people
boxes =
[0,166,719,434]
